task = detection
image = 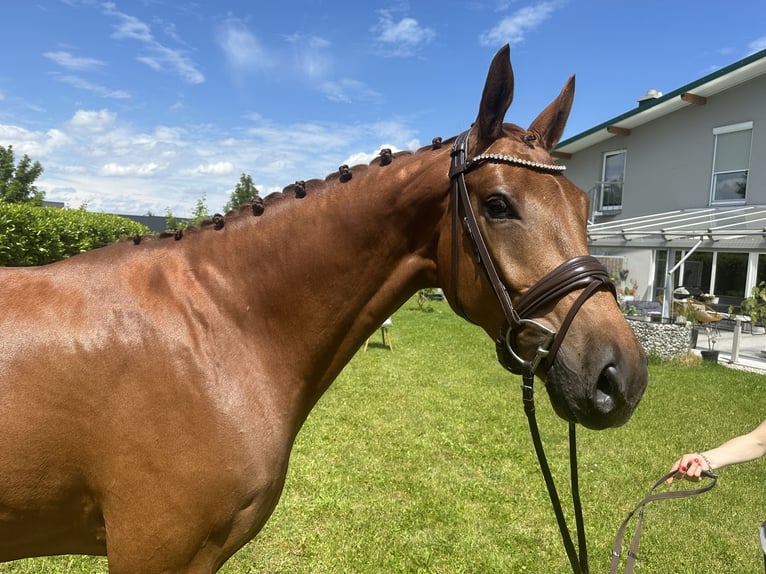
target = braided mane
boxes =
[129,146,426,244]
[129,128,562,246]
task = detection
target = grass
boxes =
[6,297,766,573]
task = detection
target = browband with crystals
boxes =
[470,152,566,172]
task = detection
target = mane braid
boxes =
[470,153,566,173]
[130,137,450,246]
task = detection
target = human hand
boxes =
[667,453,710,484]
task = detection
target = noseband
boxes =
[449,130,615,376]
[449,130,615,574]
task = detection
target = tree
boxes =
[189,193,210,227]
[165,207,182,231]
[0,145,45,205]
[223,173,259,213]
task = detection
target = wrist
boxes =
[697,451,714,470]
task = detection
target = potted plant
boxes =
[737,282,766,321]
[700,292,719,305]
[622,304,638,317]
[673,299,700,347]
[677,298,721,360]
[735,281,766,350]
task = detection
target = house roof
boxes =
[556,48,766,155]
[587,205,766,251]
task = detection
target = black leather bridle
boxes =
[449,130,615,574]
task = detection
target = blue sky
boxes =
[1,1,765,217]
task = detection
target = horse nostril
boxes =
[594,365,620,414]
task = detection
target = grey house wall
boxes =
[562,73,766,217]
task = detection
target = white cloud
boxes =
[0,125,69,159]
[44,51,106,71]
[319,78,382,104]
[343,143,406,167]
[283,33,380,105]
[101,3,204,84]
[191,161,234,175]
[287,33,333,80]
[0,109,423,217]
[101,162,163,176]
[372,11,436,57]
[216,19,271,73]
[106,5,153,43]
[747,36,766,54]
[52,74,131,100]
[44,49,130,99]
[479,1,559,47]
[68,109,117,131]
[138,43,205,84]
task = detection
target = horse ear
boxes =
[527,75,575,151]
[471,44,514,153]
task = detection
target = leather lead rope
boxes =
[610,470,718,573]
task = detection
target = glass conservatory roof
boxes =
[587,205,766,251]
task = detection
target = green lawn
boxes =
[7,297,766,573]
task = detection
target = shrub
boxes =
[0,204,150,266]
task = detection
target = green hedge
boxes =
[0,203,150,266]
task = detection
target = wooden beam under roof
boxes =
[607,126,631,136]
[681,92,707,105]
[551,151,572,160]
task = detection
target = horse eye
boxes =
[486,196,513,219]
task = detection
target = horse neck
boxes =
[193,149,451,405]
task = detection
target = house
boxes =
[119,214,184,234]
[554,48,766,317]
[42,201,184,234]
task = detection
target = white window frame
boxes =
[710,121,753,205]
[599,149,626,212]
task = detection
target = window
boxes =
[714,252,748,298]
[600,150,626,211]
[711,122,752,204]
[681,251,712,293]
[653,250,668,300]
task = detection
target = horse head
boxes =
[439,45,648,430]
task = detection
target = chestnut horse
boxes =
[0,46,647,573]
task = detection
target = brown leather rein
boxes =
[448,130,720,573]
[449,130,614,574]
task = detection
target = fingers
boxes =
[668,454,706,483]
[688,457,704,481]
[667,458,683,484]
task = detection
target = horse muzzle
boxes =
[496,296,648,430]
[544,337,648,430]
